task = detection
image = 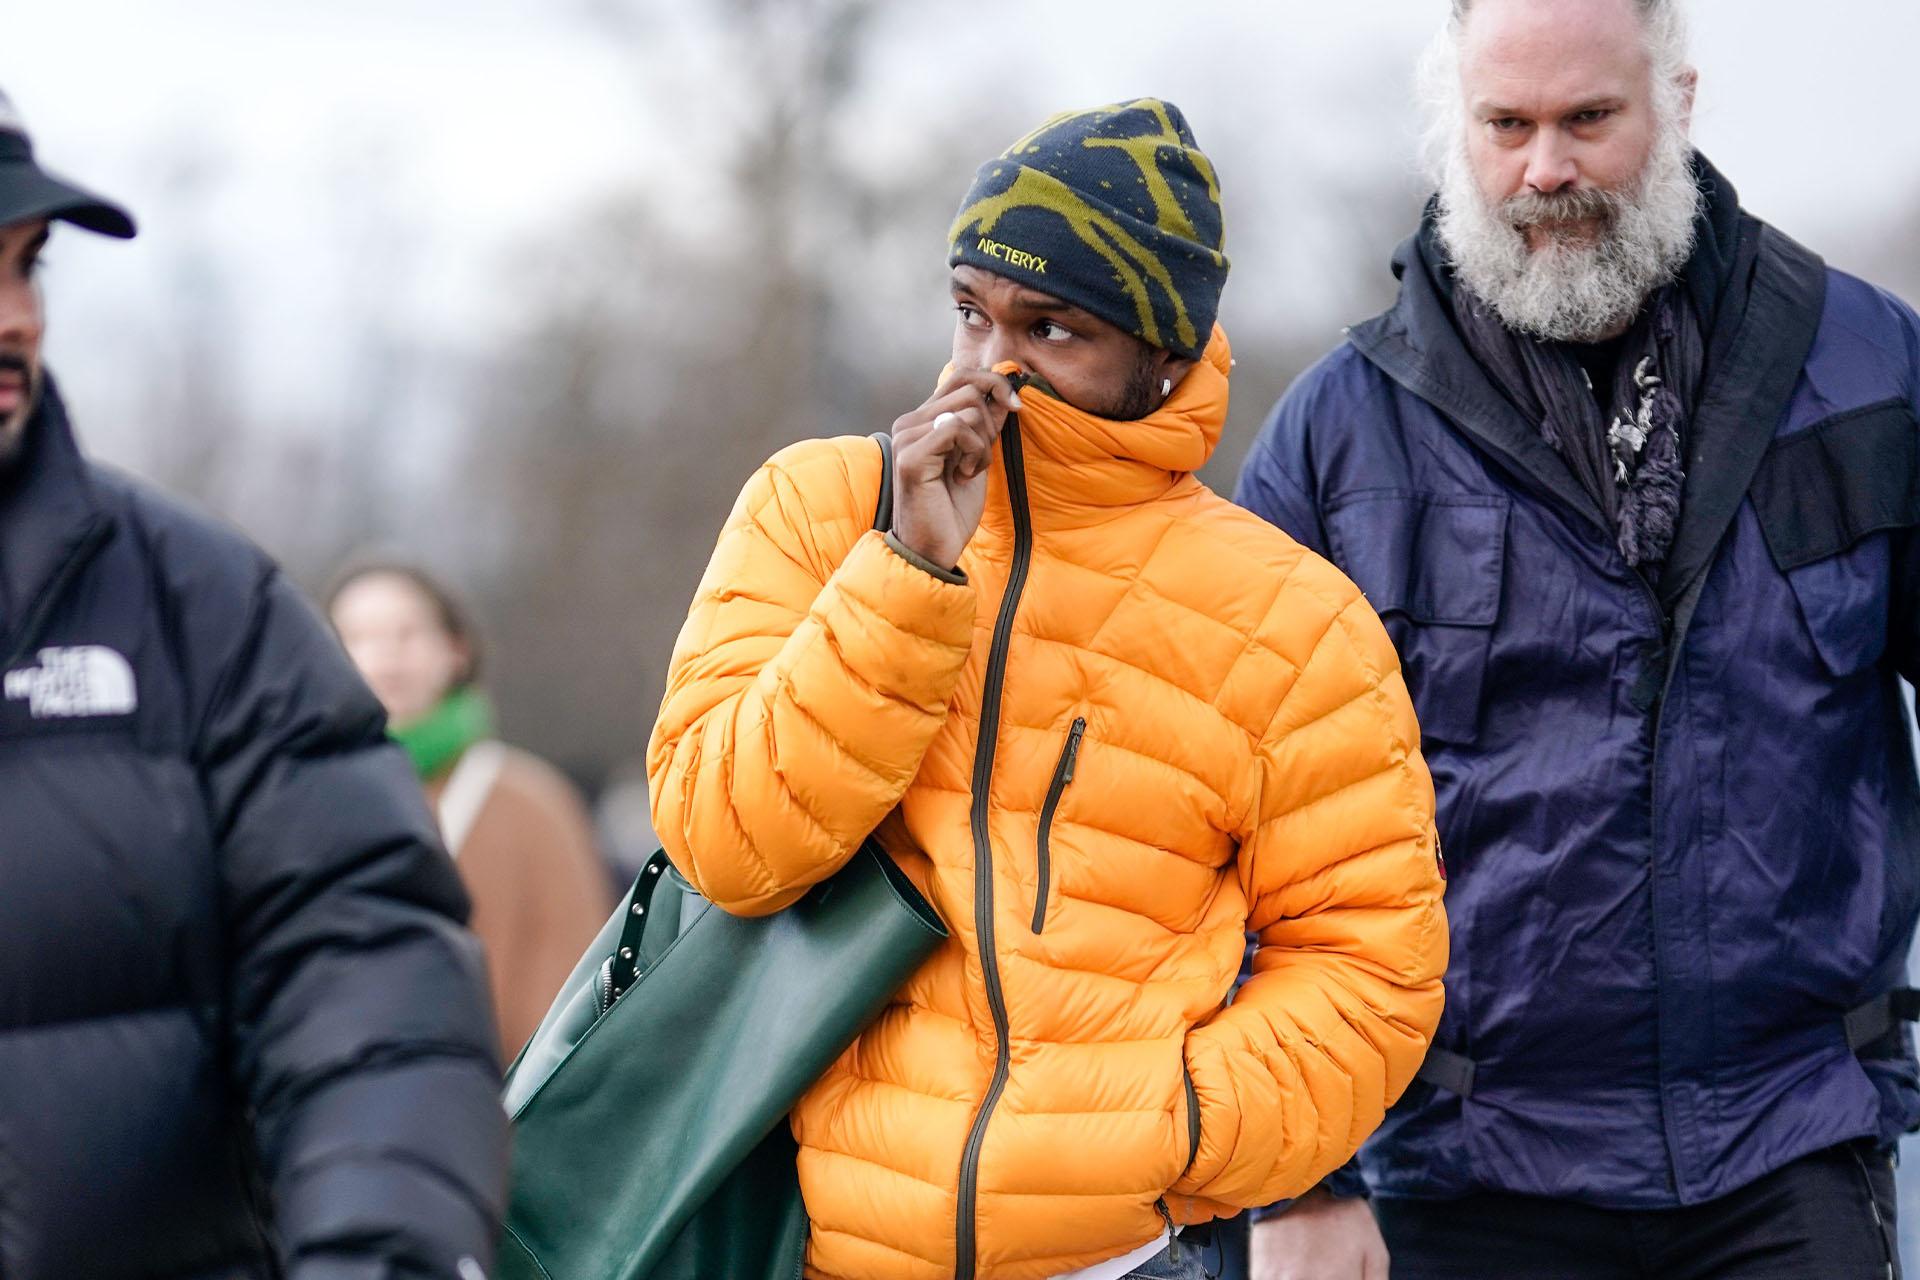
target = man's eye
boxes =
[954,304,985,328]
[1036,321,1072,342]
[1490,118,1526,133]
[1573,109,1612,125]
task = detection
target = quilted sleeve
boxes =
[1172,556,1446,1209]
[201,571,507,1280]
[1232,387,1330,559]
[647,440,976,916]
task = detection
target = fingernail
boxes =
[1009,393,1024,410]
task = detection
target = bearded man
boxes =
[1234,1,1920,1277]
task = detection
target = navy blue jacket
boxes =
[0,383,508,1277]
[1234,175,1920,1209]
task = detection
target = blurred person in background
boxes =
[1235,0,1920,1276]
[328,560,612,1055]
[647,98,1448,1280]
[0,87,505,1279]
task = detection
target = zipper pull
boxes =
[1061,718,1086,783]
[1154,1197,1180,1262]
[995,362,1030,410]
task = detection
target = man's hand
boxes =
[890,368,1021,571]
[1250,1188,1389,1280]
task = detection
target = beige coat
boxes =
[426,745,613,1055]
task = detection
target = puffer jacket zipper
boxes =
[1,518,112,667]
[1031,718,1085,933]
[1180,1064,1201,1174]
[954,411,1034,1280]
[1150,1068,1205,1266]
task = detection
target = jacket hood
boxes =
[1350,150,1827,612]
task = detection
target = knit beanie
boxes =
[948,98,1228,360]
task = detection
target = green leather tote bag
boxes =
[497,432,949,1280]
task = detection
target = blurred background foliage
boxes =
[11,0,1920,790]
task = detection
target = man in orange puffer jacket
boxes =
[647,99,1448,1280]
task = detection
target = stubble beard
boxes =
[1099,343,1163,422]
[0,361,39,473]
[1435,115,1703,344]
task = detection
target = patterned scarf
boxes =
[1453,281,1702,570]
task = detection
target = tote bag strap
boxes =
[438,739,508,858]
[868,430,894,533]
[600,432,897,1007]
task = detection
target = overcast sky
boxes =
[7,0,1920,451]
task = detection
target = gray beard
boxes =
[1436,131,1702,344]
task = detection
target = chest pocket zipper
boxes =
[1032,718,1086,934]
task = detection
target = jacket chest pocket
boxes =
[1750,399,1920,677]
[1325,493,1509,746]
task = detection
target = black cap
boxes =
[0,89,135,239]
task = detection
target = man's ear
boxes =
[1155,351,1199,400]
[1678,67,1699,135]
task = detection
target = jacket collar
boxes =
[1346,154,1826,610]
[1348,215,1605,534]
[0,376,115,658]
[975,325,1230,534]
[1655,217,1825,610]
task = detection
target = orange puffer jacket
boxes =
[649,328,1446,1280]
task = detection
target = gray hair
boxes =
[1419,0,1693,185]
[1447,0,1688,43]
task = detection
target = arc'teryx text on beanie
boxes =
[948,98,1228,360]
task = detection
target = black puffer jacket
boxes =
[0,381,507,1279]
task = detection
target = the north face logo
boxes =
[3,646,137,718]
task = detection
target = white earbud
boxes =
[1161,378,1172,397]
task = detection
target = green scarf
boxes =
[393,687,494,781]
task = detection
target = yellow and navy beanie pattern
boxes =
[948,98,1228,361]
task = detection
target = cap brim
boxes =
[0,162,135,239]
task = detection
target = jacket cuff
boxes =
[1322,1159,1371,1200]
[882,531,968,585]
[1247,1158,1369,1221]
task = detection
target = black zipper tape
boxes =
[1031,718,1085,934]
[953,412,1033,1280]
